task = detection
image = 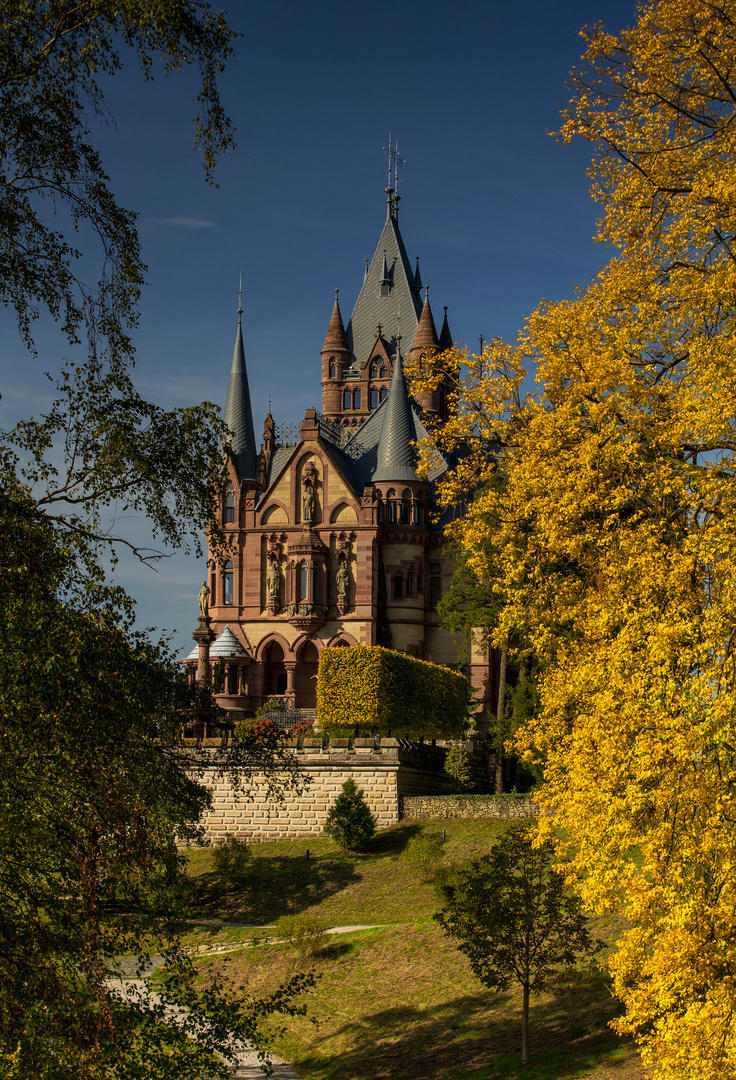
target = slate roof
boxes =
[184,624,249,661]
[345,204,422,369]
[372,350,420,483]
[224,313,259,481]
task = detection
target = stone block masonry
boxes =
[191,739,449,842]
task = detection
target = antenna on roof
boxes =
[479,334,485,354]
[382,135,405,214]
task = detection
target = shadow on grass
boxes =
[186,853,361,923]
[295,972,637,1080]
[366,823,423,857]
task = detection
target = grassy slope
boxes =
[182,821,645,1080]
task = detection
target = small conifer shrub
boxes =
[323,778,376,852]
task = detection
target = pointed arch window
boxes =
[380,387,388,403]
[299,560,308,602]
[401,489,411,524]
[353,389,361,409]
[224,561,234,605]
[370,388,379,409]
[329,359,336,379]
[224,482,235,524]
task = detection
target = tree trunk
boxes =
[521,981,530,1065]
[494,647,508,794]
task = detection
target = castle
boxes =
[184,184,498,730]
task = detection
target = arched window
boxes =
[380,367,387,379]
[329,359,336,378]
[313,566,320,600]
[353,389,361,409]
[370,388,379,409]
[406,570,414,596]
[223,561,234,605]
[413,503,421,524]
[224,482,235,524]
[380,387,388,402]
[401,489,411,524]
[393,576,403,600]
[377,499,384,524]
[387,489,397,524]
[371,366,380,380]
[343,389,351,410]
[299,560,308,602]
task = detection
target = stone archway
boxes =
[263,640,287,697]
[295,640,320,709]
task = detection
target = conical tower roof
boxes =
[412,293,439,352]
[322,291,349,352]
[439,306,453,351]
[372,346,419,483]
[346,204,422,368]
[223,305,258,482]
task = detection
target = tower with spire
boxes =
[186,163,496,740]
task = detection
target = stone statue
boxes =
[302,484,315,523]
[198,580,210,617]
[336,559,349,599]
[267,560,280,598]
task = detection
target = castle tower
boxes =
[320,291,350,421]
[410,292,442,417]
[223,296,259,485]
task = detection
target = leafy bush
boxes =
[212,835,251,881]
[275,914,327,958]
[324,778,376,852]
[444,746,487,793]
[317,645,470,739]
[400,833,445,881]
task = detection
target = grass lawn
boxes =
[179,820,644,1080]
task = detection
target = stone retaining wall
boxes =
[192,740,448,842]
[400,794,539,820]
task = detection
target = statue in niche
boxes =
[198,581,210,617]
[267,560,280,599]
[336,559,349,599]
[302,483,315,524]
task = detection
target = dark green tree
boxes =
[436,825,602,1066]
[323,778,376,853]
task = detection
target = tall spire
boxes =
[439,306,453,350]
[414,257,422,291]
[223,290,258,482]
[372,339,419,483]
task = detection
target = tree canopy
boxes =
[409,2,736,1077]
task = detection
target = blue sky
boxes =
[0,0,636,655]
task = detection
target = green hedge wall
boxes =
[316,645,470,739]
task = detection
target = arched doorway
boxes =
[295,641,320,709]
[263,641,287,697]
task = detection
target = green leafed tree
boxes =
[323,778,376,853]
[0,4,313,1074]
[436,825,601,1066]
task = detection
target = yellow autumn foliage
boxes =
[408,2,736,1077]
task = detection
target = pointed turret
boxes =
[322,290,348,353]
[321,290,351,419]
[411,292,439,355]
[372,345,419,483]
[439,306,453,351]
[414,257,423,291]
[224,302,258,482]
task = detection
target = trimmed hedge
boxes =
[316,644,470,739]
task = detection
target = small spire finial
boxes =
[424,285,429,302]
[335,288,339,302]
[444,305,448,314]
[237,272,243,323]
[479,333,485,354]
[268,393,272,413]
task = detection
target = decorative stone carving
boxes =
[302,461,319,525]
[336,556,350,616]
[198,580,210,617]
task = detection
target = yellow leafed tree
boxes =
[407,3,736,1077]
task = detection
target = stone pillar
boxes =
[192,615,216,683]
[284,661,297,709]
